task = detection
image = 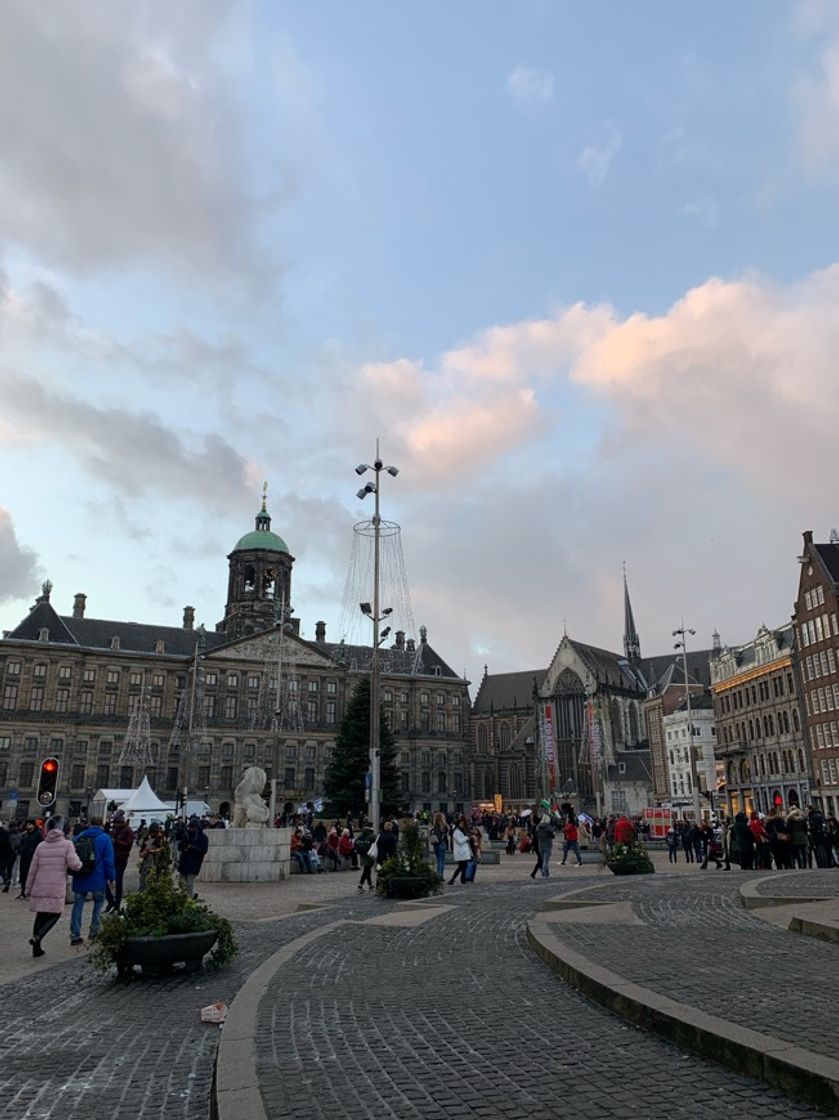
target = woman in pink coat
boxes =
[24,816,82,957]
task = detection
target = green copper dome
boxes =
[233,528,289,553]
[233,491,289,553]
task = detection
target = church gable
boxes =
[540,637,592,697]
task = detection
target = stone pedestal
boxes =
[199,827,291,883]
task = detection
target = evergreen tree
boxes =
[323,677,401,817]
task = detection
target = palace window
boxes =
[2,684,18,709]
[29,686,44,712]
[6,661,20,676]
[104,694,117,716]
[55,689,69,713]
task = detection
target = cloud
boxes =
[506,66,554,105]
[0,375,255,510]
[577,126,623,188]
[0,509,40,603]
[678,196,720,229]
[0,1,270,284]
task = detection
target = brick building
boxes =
[0,499,471,820]
[710,623,810,816]
[793,531,839,816]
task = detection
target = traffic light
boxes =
[37,757,60,808]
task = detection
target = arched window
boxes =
[793,708,800,732]
[477,724,488,752]
[484,770,495,800]
[797,748,805,772]
[759,753,766,777]
[628,704,639,743]
[510,765,523,800]
[437,771,447,794]
[727,761,736,786]
[499,721,511,750]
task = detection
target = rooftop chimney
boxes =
[315,621,326,643]
[73,593,87,619]
[419,625,428,645]
[395,630,405,650]
[406,638,416,652]
[183,605,195,630]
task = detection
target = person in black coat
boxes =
[0,825,14,891]
[16,821,43,899]
[177,820,209,897]
[375,821,398,866]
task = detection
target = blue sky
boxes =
[2,0,839,683]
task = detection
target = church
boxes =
[471,577,713,815]
[0,497,471,820]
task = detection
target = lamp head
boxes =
[380,626,391,641]
[356,487,367,500]
[374,458,383,470]
[360,602,372,615]
[382,606,393,617]
[386,466,399,477]
[355,464,369,476]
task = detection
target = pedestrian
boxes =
[24,815,82,957]
[105,811,134,912]
[787,807,809,869]
[464,827,482,882]
[448,816,472,885]
[0,822,14,891]
[177,818,209,896]
[665,826,679,864]
[338,827,356,869]
[749,812,770,869]
[69,816,116,946]
[808,806,831,868]
[430,811,449,878]
[536,809,556,878]
[16,820,43,899]
[560,814,583,867]
[765,809,792,869]
[528,817,542,879]
[138,821,167,890]
[615,814,636,846]
[355,824,377,892]
[680,822,694,864]
[323,827,342,871]
[732,812,755,870]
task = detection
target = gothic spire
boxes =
[623,563,641,663]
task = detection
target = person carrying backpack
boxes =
[69,816,115,946]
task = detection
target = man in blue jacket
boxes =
[70,817,115,946]
[176,817,209,897]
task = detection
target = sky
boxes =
[3,0,839,688]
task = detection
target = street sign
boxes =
[7,790,17,801]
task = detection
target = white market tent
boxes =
[119,776,172,819]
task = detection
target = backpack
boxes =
[355,836,372,856]
[72,835,98,877]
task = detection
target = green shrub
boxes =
[88,858,237,977]
[375,821,444,898]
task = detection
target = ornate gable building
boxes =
[0,500,470,820]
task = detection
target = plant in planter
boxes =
[375,822,444,899]
[606,840,655,875]
[88,856,237,978]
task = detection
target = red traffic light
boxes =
[37,757,60,808]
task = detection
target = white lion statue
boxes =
[232,766,270,828]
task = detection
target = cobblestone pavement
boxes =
[547,871,839,1060]
[752,868,839,897]
[254,879,822,1120]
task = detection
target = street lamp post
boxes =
[673,618,702,822]
[355,442,399,834]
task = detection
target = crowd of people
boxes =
[0,810,215,958]
[664,805,839,871]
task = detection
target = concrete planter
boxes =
[124,929,218,976]
[384,876,429,899]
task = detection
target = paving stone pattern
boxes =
[255,881,821,1120]
[753,869,839,897]
[0,907,334,1120]
[553,874,839,1059]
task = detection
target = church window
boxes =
[477,725,488,751]
[499,722,511,750]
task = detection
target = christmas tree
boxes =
[323,677,400,817]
